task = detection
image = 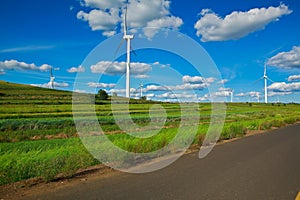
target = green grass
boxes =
[0,138,98,184]
[1,81,300,185]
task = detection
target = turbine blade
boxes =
[264,62,267,76]
[266,77,274,83]
[131,45,137,56]
[253,77,264,85]
[113,39,125,60]
[50,67,53,78]
[123,0,128,34]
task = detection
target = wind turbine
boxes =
[49,67,55,89]
[139,83,143,98]
[123,1,134,98]
[230,89,234,103]
[263,61,274,103]
[256,61,273,104]
[257,93,260,103]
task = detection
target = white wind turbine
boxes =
[123,1,134,98]
[257,61,273,103]
[49,67,55,89]
[139,83,143,98]
[230,89,234,103]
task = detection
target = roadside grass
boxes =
[0,138,99,185]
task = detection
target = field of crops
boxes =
[1,80,300,185]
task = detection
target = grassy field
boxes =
[1,80,300,185]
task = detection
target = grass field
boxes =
[1,80,300,185]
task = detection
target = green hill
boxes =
[0,80,73,105]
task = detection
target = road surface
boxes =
[7,124,300,200]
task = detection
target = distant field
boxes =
[1,80,300,185]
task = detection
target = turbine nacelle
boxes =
[123,34,134,40]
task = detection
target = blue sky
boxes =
[0,0,300,102]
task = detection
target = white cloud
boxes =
[0,69,5,75]
[153,61,170,68]
[218,79,229,84]
[267,46,300,69]
[268,91,293,97]
[288,75,300,82]
[31,82,69,88]
[109,88,138,94]
[236,91,260,97]
[146,93,155,98]
[90,61,151,75]
[268,82,300,92]
[156,92,197,100]
[195,4,292,42]
[182,75,216,84]
[74,89,89,93]
[198,94,210,101]
[145,83,208,92]
[211,87,234,98]
[134,74,149,79]
[67,65,85,73]
[77,8,120,36]
[0,60,52,72]
[88,82,116,88]
[81,0,123,9]
[143,16,183,38]
[77,0,183,38]
[213,91,231,97]
[145,85,167,91]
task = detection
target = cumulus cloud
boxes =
[236,91,260,97]
[182,75,216,84]
[77,0,183,38]
[268,91,293,97]
[267,46,300,69]
[288,75,300,82]
[218,79,229,84]
[31,82,69,88]
[268,92,293,97]
[88,82,116,88]
[0,60,52,72]
[67,65,85,73]
[143,16,183,38]
[145,83,208,92]
[143,75,215,93]
[209,87,234,98]
[268,82,300,92]
[81,0,124,9]
[77,8,120,36]
[156,92,197,100]
[90,61,151,75]
[195,4,292,42]
[134,74,149,79]
[109,88,138,94]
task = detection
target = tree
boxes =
[140,96,147,101]
[98,89,108,100]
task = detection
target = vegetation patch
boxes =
[1,81,300,185]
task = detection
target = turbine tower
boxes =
[255,61,273,104]
[262,61,273,104]
[230,89,234,103]
[139,83,143,98]
[49,67,55,89]
[123,1,134,98]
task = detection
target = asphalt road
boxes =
[19,124,300,200]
